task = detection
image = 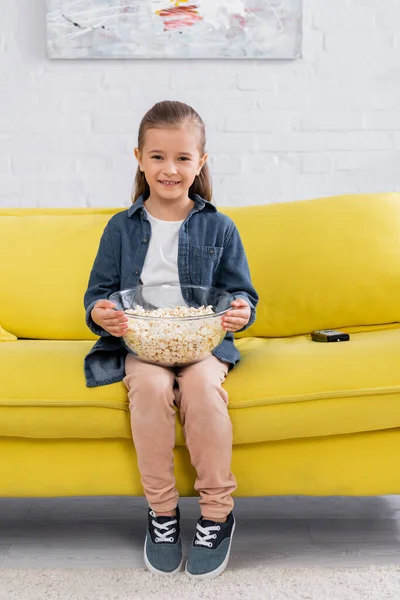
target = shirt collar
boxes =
[127,193,217,217]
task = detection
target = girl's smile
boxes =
[158,179,181,186]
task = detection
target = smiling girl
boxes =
[84,100,258,579]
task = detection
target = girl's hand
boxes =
[221,298,251,333]
[91,300,129,337]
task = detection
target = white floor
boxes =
[1,496,400,569]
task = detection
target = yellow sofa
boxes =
[1,193,400,499]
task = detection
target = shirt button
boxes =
[142,238,148,243]
[209,249,214,255]
[135,270,140,276]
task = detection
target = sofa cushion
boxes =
[221,193,400,337]
[1,328,400,444]
[0,208,118,340]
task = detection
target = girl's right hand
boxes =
[91,300,129,337]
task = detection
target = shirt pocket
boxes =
[191,245,224,286]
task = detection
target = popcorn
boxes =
[123,304,225,366]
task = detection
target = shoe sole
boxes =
[144,536,183,577]
[185,519,236,581]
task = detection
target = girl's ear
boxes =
[197,153,208,175]
[134,147,143,172]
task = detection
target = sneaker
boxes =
[185,512,235,580]
[144,506,183,576]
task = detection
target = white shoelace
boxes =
[150,510,177,543]
[194,522,221,548]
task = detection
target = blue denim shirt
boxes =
[83,194,258,387]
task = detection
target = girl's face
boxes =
[134,125,207,203]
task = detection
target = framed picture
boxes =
[47,1,302,59]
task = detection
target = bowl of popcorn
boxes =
[109,284,234,367]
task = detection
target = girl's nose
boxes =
[162,162,178,176]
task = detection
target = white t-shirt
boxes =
[139,210,186,308]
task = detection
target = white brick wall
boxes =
[1,0,400,208]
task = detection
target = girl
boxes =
[84,101,258,580]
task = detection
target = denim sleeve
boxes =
[216,223,259,333]
[83,224,121,337]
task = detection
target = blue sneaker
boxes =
[185,512,235,580]
[144,506,183,576]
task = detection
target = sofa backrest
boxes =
[0,209,115,340]
[229,192,400,337]
[1,193,400,340]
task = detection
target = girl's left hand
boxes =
[221,298,251,332]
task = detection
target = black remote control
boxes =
[311,329,350,342]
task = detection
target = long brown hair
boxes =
[132,101,212,203]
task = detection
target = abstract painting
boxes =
[47,0,302,59]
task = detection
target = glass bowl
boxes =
[109,284,234,367]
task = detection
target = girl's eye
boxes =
[151,155,162,160]
[178,157,190,161]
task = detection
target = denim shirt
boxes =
[83,194,258,387]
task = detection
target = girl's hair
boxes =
[132,100,212,203]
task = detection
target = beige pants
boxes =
[123,354,237,520]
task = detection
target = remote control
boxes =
[311,329,350,342]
